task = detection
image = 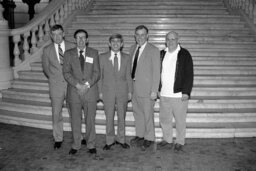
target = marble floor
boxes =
[0,123,256,171]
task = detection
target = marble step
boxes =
[69,23,245,30]
[0,101,256,122]
[11,78,256,91]
[4,88,256,102]
[1,108,256,138]
[17,71,256,86]
[89,9,229,15]
[92,5,227,11]
[65,34,256,46]
[66,28,252,37]
[75,16,242,24]
[31,61,256,76]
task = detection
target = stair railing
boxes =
[225,0,256,24]
[11,0,93,78]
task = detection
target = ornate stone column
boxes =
[0,4,13,92]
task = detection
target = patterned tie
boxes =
[58,44,64,65]
[131,46,140,79]
[79,50,85,71]
[114,53,118,74]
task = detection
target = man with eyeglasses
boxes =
[157,31,194,152]
[129,25,160,151]
[63,29,100,155]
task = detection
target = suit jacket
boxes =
[63,47,100,103]
[129,42,160,97]
[98,51,133,102]
[42,41,75,97]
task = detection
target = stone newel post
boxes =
[0,4,13,91]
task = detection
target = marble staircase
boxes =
[0,0,256,138]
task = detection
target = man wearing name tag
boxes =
[63,29,100,155]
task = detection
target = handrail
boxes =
[225,0,256,24]
[10,0,93,70]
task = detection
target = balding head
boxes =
[166,31,179,52]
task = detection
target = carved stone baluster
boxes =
[37,22,44,47]
[72,0,76,11]
[64,1,68,19]
[50,15,55,28]
[44,19,50,41]
[55,10,60,24]
[68,0,73,14]
[23,32,30,60]
[59,5,64,24]
[13,35,21,66]
[31,27,38,54]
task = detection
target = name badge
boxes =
[86,57,93,63]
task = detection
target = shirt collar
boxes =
[137,42,147,51]
[165,44,180,54]
[109,51,121,60]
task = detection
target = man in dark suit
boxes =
[129,25,160,151]
[63,29,100,155]
[98,34,132,150]
[42,24,75,150]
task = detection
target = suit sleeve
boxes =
[98,54,104,94]
[126,54,133,94]
[87,51,100,87]
[183,51,194,97]
[62,50,79,87]
[151,47,161,93]
[42,47,50,78]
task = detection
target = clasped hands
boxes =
[76,83,90,98]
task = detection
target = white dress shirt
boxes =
[109,51,121,71]
[54,41,65,62]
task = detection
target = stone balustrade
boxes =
[10,0,91,66]
[226,0,256,24]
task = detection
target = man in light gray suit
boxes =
[129,25,160,151]
[42,24,75,150]
[63,29,100,155]
[99,34,132,150]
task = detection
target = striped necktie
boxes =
[58,44,64,65]
[114,53,118,73]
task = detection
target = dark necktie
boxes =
[131,46,140,79]
[79,50,85,71]
[114,53,118,74]
[58,44,64,65]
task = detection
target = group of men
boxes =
[42,24,194,155]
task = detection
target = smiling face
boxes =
[51,29,64,44]
[75,32,87,50]
[109,38,123,53]
[166,32,179,52]
[135,28,148,46]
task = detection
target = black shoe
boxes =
[115,141,130,149]
[88,148,97,154]
[174,143,183,152]
[130,136,144,147]
[54,141,62,149]
[69,148,78,155]
[141,140,154,151]
[81,139,87,145]
[157,141,173,150]
[103,142,115,150]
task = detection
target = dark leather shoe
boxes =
[81,139,87,145]
[174,143,183,152]
[115,141,130,149]
[103,142,115,150]
[130,136,144,147]
[157,141,173,150]
[88,148,97,154]
[141,140,154,151]
[69,148,78,155]
[54,141,62,149]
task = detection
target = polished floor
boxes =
[0,123,256,171]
